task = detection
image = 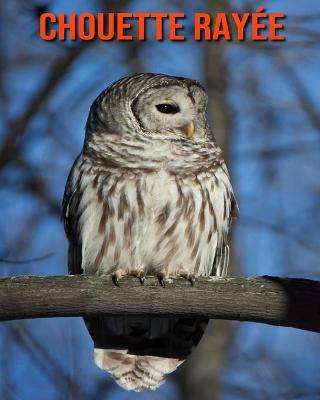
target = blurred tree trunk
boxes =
[177,1,236,399]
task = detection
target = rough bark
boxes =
[0,275,319,333]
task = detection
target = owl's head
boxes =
[85,73,209,142]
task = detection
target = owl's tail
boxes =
[94,348,184,392]
[85,315,208,391]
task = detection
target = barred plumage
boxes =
[63,73,237,391]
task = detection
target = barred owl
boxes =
[62,73,238,392]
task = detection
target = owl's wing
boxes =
[230,186,239,220]
[62,155,83,275]
[222,161,239,222]
[212,163,238,277]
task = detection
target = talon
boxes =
[157,272,166,287]
[112,274,120,287]
[159,277,166,287]
[131,268,145,285]
[139,276,145,285]
[111,269,128,287]
[177,269,195,285]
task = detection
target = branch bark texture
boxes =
[0,275,319,332]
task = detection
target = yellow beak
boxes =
[182,121,195,139]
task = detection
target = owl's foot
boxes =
[111,269,129,287]
[157,271,169,287]
[112,268,146,286]
[131,268,146,285]
[176,269,196,285]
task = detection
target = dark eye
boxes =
[156,103,180,114]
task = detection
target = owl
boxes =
[62,73,238,392]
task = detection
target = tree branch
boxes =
[0,276,319,332]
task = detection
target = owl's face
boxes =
[131,83,207,140]
[85,73,209,142]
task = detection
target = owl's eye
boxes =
[156,103,180,114]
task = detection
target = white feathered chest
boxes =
[71,149,233,280]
